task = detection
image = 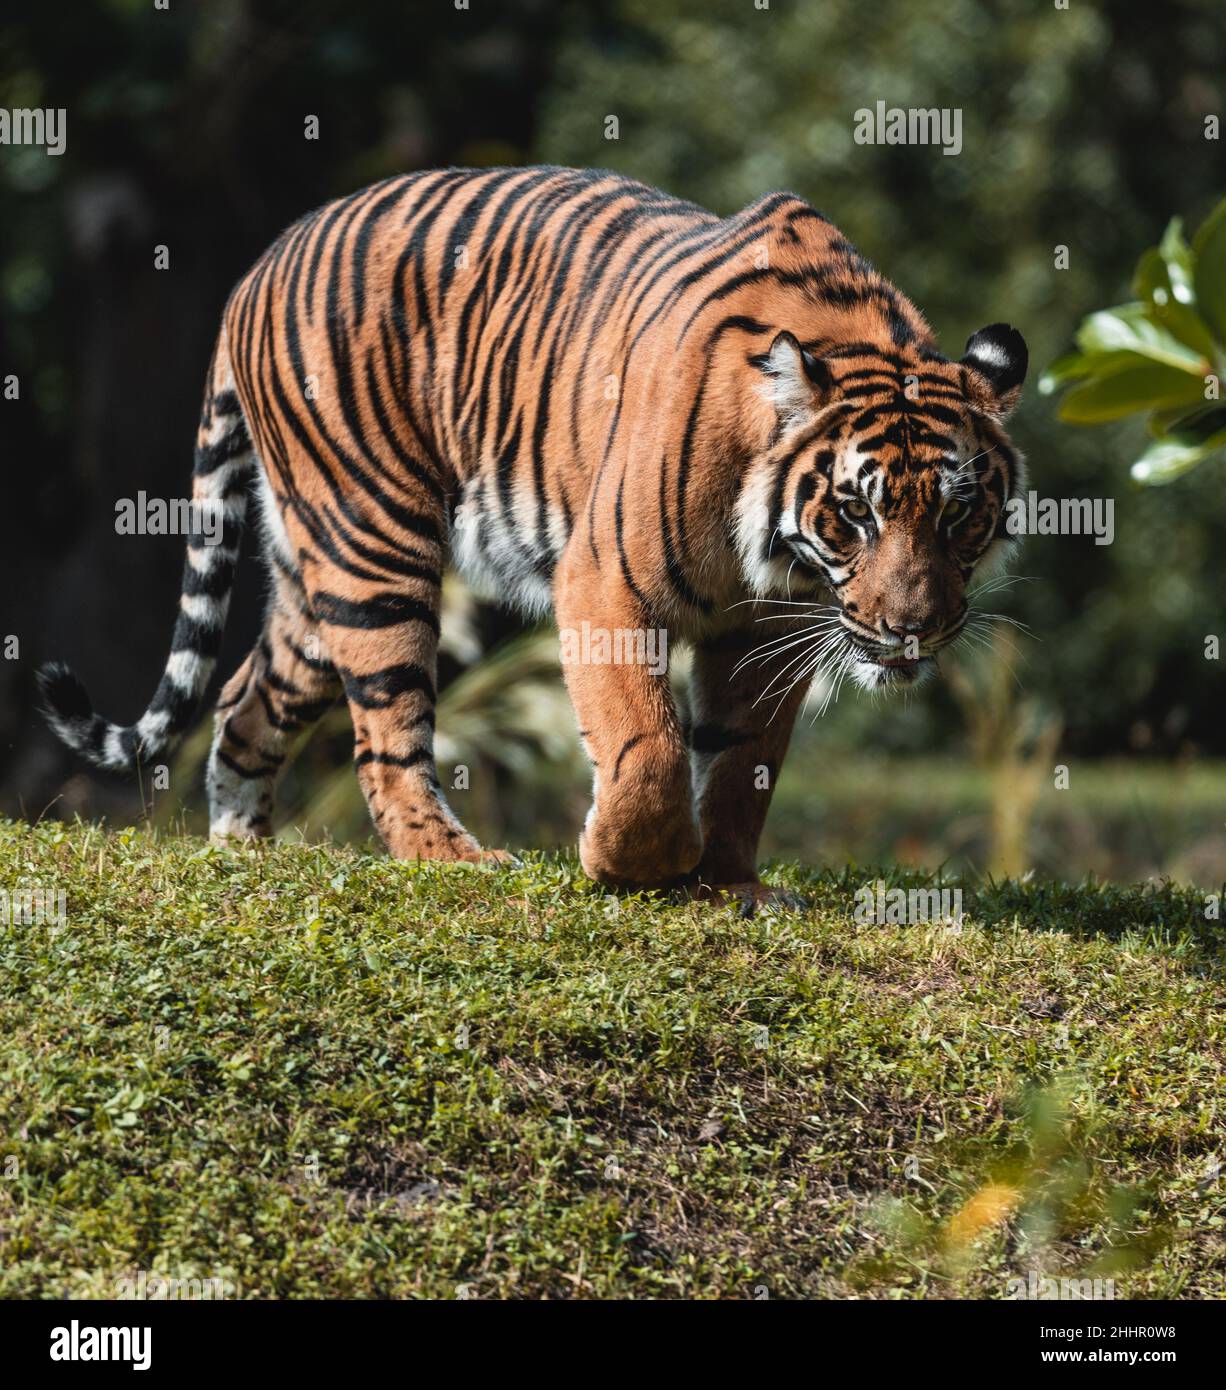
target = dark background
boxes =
[1,0,1223,881]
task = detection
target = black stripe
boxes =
[312,590,440,633]
[338,662,435,710]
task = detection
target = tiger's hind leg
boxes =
[301,501,495,865]
[207,569,341,841]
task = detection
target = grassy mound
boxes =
[0,818,1222,1299]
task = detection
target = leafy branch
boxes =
[1041,196,1226,483]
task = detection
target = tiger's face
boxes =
[737,323,1027,693]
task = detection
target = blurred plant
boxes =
[851,1078,1168,1295]
[947,625,1062,878]
[1042,196,1226,483]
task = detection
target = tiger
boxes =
[38,166,1027,908]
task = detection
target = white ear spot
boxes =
[966,341,1009,370]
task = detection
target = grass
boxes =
[1,816,1224,1300]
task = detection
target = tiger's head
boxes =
[735,322,1027,693]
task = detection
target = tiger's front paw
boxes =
[580,807,703,889]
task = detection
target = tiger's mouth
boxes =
[850,650,937,691]
[838,625,949,692]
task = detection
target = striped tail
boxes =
[37,336,255,773]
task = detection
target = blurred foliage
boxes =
[766,751,1226,888]
[1043,197,1226,482]
[853,1079,1170,1294]
[0,0,557,476]
[947,628,1063,878]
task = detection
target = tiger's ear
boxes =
[750,331,833,428]
[960,323,1028,420]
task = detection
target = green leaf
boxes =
[1041,347,1193,399]
[1073,304,1206,373]
[1057,363,1208,424]
[1132,425,1226,484]
[1160,403,1226,441]
[1149,403,1198,435]
[1037,352,1095,395]
[1132,247,1171,303]
[1158,216,1196,305]
[1133,249,1217,357]
[1152,301,1217,359]
[1191,196,1226,348]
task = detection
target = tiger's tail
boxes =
[37,331,255,773]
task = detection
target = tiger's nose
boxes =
[882,618,941,643]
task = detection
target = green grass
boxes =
[1,817,1223,1299]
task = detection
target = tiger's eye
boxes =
[944,498,968,524]
[842,498,870,521]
